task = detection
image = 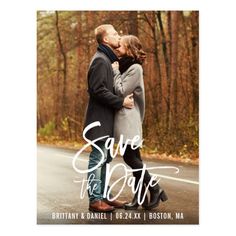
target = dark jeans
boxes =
[87,141,112,203]
[123,145,152,189]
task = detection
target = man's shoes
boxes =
[89,200,115,212]
[104,199,128,208]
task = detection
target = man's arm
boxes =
[88,57,133,109]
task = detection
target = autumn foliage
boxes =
[37,11,199,159]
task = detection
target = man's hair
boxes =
[94,24,114,44]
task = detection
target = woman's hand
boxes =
[112,61,119,70]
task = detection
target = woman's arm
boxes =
[113,64,143,97]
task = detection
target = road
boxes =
[37,145,199,224]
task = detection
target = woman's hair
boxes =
[121,35,146,64]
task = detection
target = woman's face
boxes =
[115,38,127,57]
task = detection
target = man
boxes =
[84,24,134,212]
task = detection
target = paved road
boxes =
[37,145,199,224]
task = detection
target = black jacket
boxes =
[83,51,124,141]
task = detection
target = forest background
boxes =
[37,11,199,163]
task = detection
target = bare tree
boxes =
[55,11,68,121]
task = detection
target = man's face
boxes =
[104,27,120,49]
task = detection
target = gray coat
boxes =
[113,64,145,146]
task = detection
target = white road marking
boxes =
[150,173,199,185]
[54,153,88,162]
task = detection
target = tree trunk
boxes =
[75,12,84,140]
[153,12,163,123]
[157,11,171,132]
[55,11,68,121]
[191,11,199,117]
[170,11,179,129]
[128,11,138,36]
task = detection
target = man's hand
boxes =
[123,94,134,109]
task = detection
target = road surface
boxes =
[37,145,199,224]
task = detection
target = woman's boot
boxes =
[125,186,148,210]
[124,194,139,210]
[145,183,168,210]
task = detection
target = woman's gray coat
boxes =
[113,64,145,146]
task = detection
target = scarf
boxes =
[97,44,118,63]
[119,56,141,74]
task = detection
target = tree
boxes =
[37,11,199,157]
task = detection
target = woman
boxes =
[112,35,168,210]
